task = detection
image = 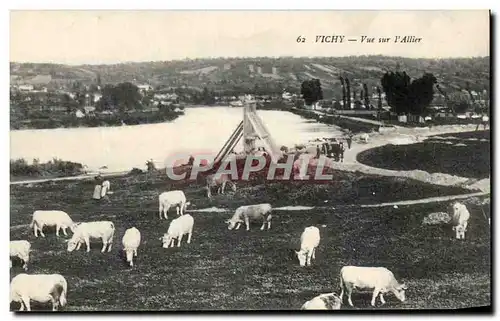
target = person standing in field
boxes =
[346,132,354,149]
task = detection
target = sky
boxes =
[10,10,490,65]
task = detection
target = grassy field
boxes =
[357,131,490,179]
[10,171,490,311]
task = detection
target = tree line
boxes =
[300,69,489,115]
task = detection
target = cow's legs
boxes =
[21,296,31,311]
[84,237,91,252]
[267,217,272,230]
[169,238,175,248]
[187,229,192,244]
[346,285,354,307]
[163,206,169,220]
[22,254,29,270]
[235,222,241,230]
[134,249,138,256]
[260,221,266,230]
[101,238,107,252]
[306,252,312,266]
[39,224,46,237]
[245,217,250,231]
[311,247,316,260]
[176,206,180,216]
[18,300,25,311]
[75,241,82,251]
[371,288,381,307]
[207,186,212,198]
[33,224,38,237]
[177,234,183,247]
[62,227,68,236]
[379,293,386,305]
[220,181,226,194]
[56,225,60,237]
[159,204,163,219]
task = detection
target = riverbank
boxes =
[10,110,184,130]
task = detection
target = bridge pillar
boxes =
[243,101,258,154]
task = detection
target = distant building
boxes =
[18,84,34,92]
[93,93,102,103]
[137,84,153,93]
[282,91,292,100]
[75,110,85,118]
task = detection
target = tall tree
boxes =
[339,76,347,109]
[381,71,436,115]
[345,77,351,110]
[363,83,370,109]
[300,79,323,107]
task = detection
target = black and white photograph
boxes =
[8,9,491,311]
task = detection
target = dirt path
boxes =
[322,123,490,193]
[360,191,488,208]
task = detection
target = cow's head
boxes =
[66,238,78,252]
[455,225,466,239]
[159,234,171,248]
[392,283,408,302]
[226,219,237,230]
[295,250,307,267]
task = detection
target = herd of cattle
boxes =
[10,174,473,311]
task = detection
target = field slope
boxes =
[10,171,490,311]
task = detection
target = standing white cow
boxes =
[206,173,237,198]
[225,203,273,231]
[10,240,31,270]
[360,133,370,143]
[301,293,342,310]
[10,273,67,311]
[339,266,407,307]
[160,214,194,248]
[29,210,75,237]
[158,190,190,219]
[451,202,471,239]
[122,227,141,267]
[66,221,115,253]
[295,226,320,267]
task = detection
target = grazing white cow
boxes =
[360,133,370,143]
[160,214,194,248]
[30,210,75,237]
[66,221,115,253]
[296,226,320,267]
[339,266,407,307]
[158,190,190,219]
[206,173,237,198]
[451,202,471,239]
[9,240,31,271]
[122,227,141,267]
[226,203,273,231]
[10,273,67,311]
[301,293,342,310]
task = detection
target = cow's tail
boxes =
[29,214,36,228]
[59,278,68,307]
[109,222,115,242]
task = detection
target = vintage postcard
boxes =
[9,10,491,312]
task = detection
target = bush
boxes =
[10,158,85,178]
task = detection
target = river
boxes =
[10,106,343,173]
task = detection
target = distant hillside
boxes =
[10,56,490,98]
